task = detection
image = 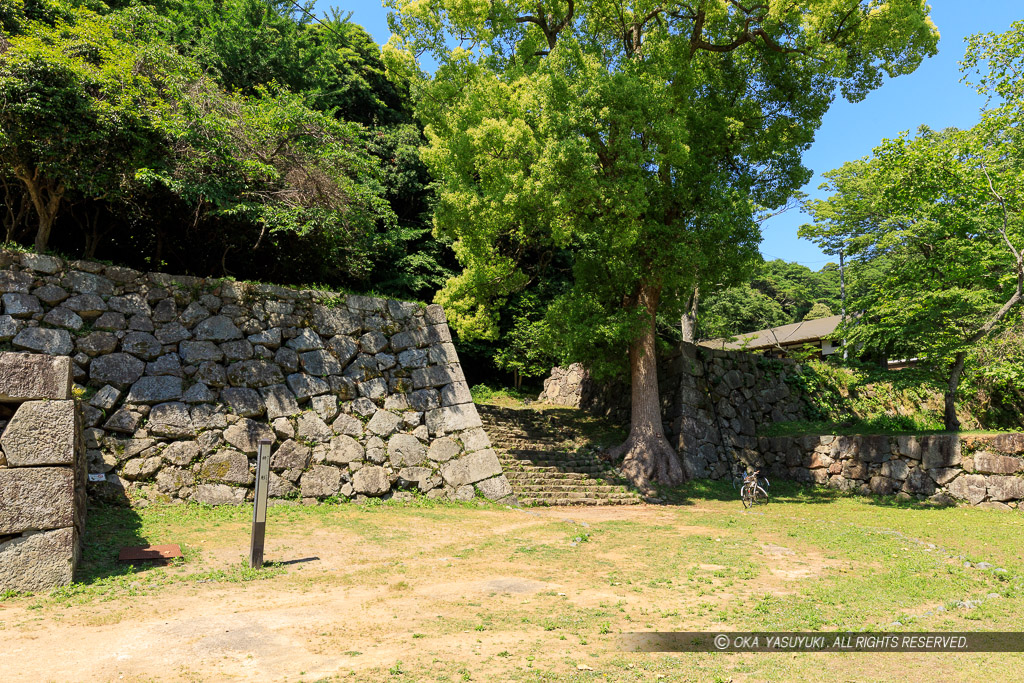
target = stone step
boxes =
[479,404,640,507]
[518,496,643,507]
[512,484,630,494]
[504,471,620,482]
[507,472,629,483]
[505,481,623,489]
[487,432,568,444]
[493,441,570,451]
[504,470,614,481]
[502,465,610,474]
[524,491,643,501]
[499,455,609,466]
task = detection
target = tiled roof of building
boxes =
[698,314,843,351]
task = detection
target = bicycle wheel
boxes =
[753,485,768,506]
[741,484,754,508]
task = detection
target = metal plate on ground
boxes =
[118,544,183,562]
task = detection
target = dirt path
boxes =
[4,505,703,682]
[2,501,1012,682]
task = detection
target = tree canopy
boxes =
[0,0,449,300]
[387,0,939,486]
[801,121,1024,430]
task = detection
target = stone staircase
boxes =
[477,405,645,507]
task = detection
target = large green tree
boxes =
[801,127,1022,430]
[803,21,1024,431]
[0,3,442,297]
[0,7,176,250]
[388,0,938,487]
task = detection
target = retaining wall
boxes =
[539,343,810,479]
[0,354,86,591]
[0,250,514,507]
[539,345,1024,508]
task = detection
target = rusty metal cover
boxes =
[118,544,183,561]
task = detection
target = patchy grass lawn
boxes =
[2,486,1023,681]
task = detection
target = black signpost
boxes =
[250,437,272,569]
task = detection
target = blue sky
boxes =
[323,1,1022,270]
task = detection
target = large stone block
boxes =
[125,376,183,404]
[300,465,343,498]
[90,353,145,389]
[989,433,1024,454]
[299,350,342,376]
[0,353,72,400]
[194,315,242,341]
[352,465,389,496]
[227,360,284,388]
[475,475,514,502]
[148,402,195,438]
[921,435,961,470]
[366,410,403,437]
[973,451,1024,475]
[0,270,33,293]
[440,449,502,488]
[193,484,247,506]
[0,468,75,534]
[388,434,426,467]
[425,404,482,435]
[946,473,987,505]
[260,383,300,419]
[12,327,73,356]
[198,450,253,485]
[986,475,1024,502]
[312,305,361,336]
[223,418,275,455]
[271,440,312,471]
[428,437,461,462]
[412,365,458,389]
[221,387,265,418]
[441,381,473,407]
[0,527,76,592]
[1,400,76,466]
[295,412,332,443]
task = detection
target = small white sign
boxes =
[88,473,106,482]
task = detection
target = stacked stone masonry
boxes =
[753,432,1024,509]
[540,343,1024,508]
[0,354,86,592]
[0,250,515,507]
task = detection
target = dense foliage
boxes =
[696,259,843,340]
[387,0,938,485]
[801,21,1024,430]
[0,0,449,300]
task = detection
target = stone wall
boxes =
[751,432,1024,509]
[539,345,1024,507]
[669,344,809,479]
[538,344,811,479]
[0,250,514,506]
[0,354,86,591]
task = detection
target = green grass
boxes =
[6,490,1024,682]
[470,384,540,406]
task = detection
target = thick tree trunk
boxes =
[680,286,698,343]
[14,166,63,252]
[944,352,966,432]
[34,212,55,253]
[610,283,685,490]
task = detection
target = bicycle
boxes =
[740,470,769,508]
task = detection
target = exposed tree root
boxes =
[611,432,686,491]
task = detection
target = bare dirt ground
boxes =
[2,499,1021,682]
[2,506,683,682]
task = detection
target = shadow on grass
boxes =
[75,503,152,584]
[654,477,964,514]
[658,478,846,506]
